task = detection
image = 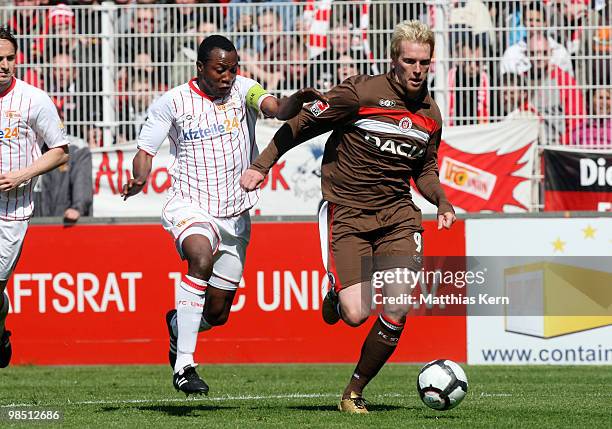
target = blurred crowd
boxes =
[2,0,610,148]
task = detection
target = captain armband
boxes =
[246,84,271,111]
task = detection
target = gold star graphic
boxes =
[582,225,596,239]
[552,237,566,252]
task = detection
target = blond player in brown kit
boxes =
[241,20,456,413]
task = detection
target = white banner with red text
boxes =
[92,117,539,217]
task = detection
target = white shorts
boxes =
[0,219,28,281]
[162,196,251,291]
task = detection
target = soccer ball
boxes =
[417,359,468,411]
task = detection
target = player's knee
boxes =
[187,254,213,280]
[382,308,407,325]
[341,307,369,327]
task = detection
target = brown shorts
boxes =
[318,201,424,291]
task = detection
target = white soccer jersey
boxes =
[138,76,272,217]
[0,78,68,220]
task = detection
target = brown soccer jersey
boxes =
[252,72,453,214]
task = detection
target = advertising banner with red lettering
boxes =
[4,221,466,365]
[543,147,612,212]
[92,123,331,217]
[92,118,539,217]
[428,116,539,213]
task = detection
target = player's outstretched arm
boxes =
[244,79,358,188]
[0,145,69,192]
[121,149,153,200]
[260,88,328,121]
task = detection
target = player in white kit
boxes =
[121,35,326,395]
[0,28,70,368]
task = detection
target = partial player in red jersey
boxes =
[0,27,70,369]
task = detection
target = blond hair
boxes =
[390,20,435,60]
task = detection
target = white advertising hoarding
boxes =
[466,218,612,365]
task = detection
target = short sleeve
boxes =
[31,91,68,149]
[137,91,175,156]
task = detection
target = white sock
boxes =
[0,292,8,333]
[170,308,212,336]
[174,275,207,373]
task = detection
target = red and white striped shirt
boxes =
[0,77,68,220]
[137,76,272,217]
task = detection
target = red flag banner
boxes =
[412,116,540,213]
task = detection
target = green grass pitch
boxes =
[1,364,610,428]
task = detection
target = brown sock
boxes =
[342,314,404,399]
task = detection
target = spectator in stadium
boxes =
[14,48,43,88]
[526,33,585,144]
[241,20,455,414]
[238,8,286,92]
[486,0,512,55]
[307,16,367,90]
[0,27,70,370]
[116,6,172,89]
[281,37,310,91]
[449,0,496,51]
[166,0,223,35]
[121,35,326,396]
[444,35,491,125]
[45,50,102,141]
[499,72,534,117]
[227,0,295,53]
[547,0,591,55]
[570,87,611,147]
[115,49,164,141]
[574,7,610,87]
[336,52,364,83]
[41,4,77,59]
[501,1,573,76]
[7,0,45,65]
[293,12,312,47]
[506,0,535,46]
[245,36,312,92]
[33,136,93,223]
[112,0,136,35]
[117,71,157,144]
[257,8,285,63]
[41,3,103,93]
[71,1,104,68]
